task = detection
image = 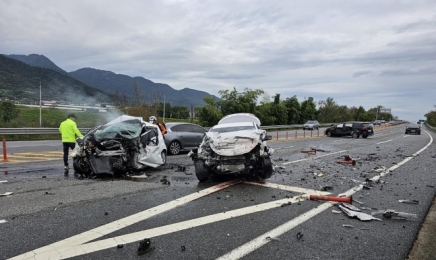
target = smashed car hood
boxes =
[205,130,263,156]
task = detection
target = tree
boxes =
[196,96,223,127]
[283,95,301,124]
[0,101,20,123]
[217,87,264,115]
[299,97,317,123]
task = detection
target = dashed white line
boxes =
[376,139,392,144]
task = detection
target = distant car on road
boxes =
[325,121,374,138]
[374,120,382,125]
[303,120,320,130]
[164,122,208,155]
[405,123,421,135]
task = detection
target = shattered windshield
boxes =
[209,125,256,133]
[94,119,143,141]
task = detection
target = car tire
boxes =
[160,150,167,165]
[194,159,211,182]
[327,131,332,137]
[73,157,92,176]
[259,157,273,179]
[405,131,408,134]
[362,133,368,138]
[169,141,182,155]
[352,132,359,139]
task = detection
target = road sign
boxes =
[379,108,391,113]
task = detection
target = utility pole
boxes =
[39,81,42,127]
[163,96,165,122]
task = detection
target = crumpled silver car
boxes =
[72,115,167,176]
[189,113,274,182]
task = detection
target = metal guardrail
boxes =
[425,123,436,131]
[0,124,334,135]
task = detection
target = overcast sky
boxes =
[1,0,435,121]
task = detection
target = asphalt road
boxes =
[0,125,435,260]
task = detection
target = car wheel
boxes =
[259,157,273,179]
[362,133,368,138]
[73,157,92,176]
[405,131,408,134]
[169,141,181,155]
[352,132,359,139]
[194,159,211,182]
[160,150,167,165]
[327,131,332,137]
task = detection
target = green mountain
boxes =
[0,54,113,104]
[7,54,69,76]
[69,68,217,107]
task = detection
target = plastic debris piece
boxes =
[281,202,292,207]
[117,244,124,249]
[332,210,342,214]
[351,179,365,185]
[321,185,333,191]
[137,238,152,255]
[296,232,303,240]
[398,200,419,204]
[0,219,7,224]
[337,155,356,166]
[342,224,354,228]
[0,180,7,183]
[371,209,418,220]
[0,192,13,197]
[339,205,382,221]
[181,245,186,251]
[317,173,324,177]
[301,149,316,155]
[342,203,361,212]
[374,166,386,173]
[266,236,281,242]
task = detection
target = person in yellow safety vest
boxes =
[149,116,167,136]
[59,113,83,171]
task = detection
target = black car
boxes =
[405,124,421,135]
[164,122,208,155]
[325,121,374,138]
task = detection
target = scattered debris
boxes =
[317,173,324,177]
[0,192,13,197]
[311,148,330,153]
[0,219,7,224]
[301,149,316,155]
[0,180,7,183]
[341,203,361,212]
[309,195,352,204]
[374,166,387,173]
[181,245,186,251]
[342,224,354,228]
[117,244,124,249]
[160,177,171,185]
[45,192,55,195]
[296,232,303,240]
[336,155,356,166]
[176,165,186,172]
[42,176,47,178]
[320,185,333,191]
[351,179,365,185]
[281,202,292,207]
[274,166,286,170]
[352,199,365,205]
[332,210,342,214]
[371,209,418,220]
[398,200,419,204]
[266,236,281,242]
[339,205,382,221]
[137,238,152,255]
[427,185,435,188]
[105,212,109,216]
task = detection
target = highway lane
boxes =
[0,125,435,259]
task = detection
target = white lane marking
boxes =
[215,130,434,260]
[22,196,312,259]
[247,182,330,196]
[0,180,7,183]
[217,203,333,260]
[0,219,7,224]
[281,150,348,165]
[376,139,393,144]
[403,135,409,138]
[274,146,294,150]
[9,180,241,260]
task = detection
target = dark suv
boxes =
[325,122,374,138]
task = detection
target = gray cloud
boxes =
[1,0,436,121]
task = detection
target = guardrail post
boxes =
[317,129,320,137]
[303,130,306,138]
[276,132,278,141]
[311,130,313,138]
[286,132,288,140]
[295,131,297,139]
[2,138,8,162]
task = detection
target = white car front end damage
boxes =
[189,113,274,182]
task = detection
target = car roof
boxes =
[218,113,261,126]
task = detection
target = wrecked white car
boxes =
[72,115,167,176]
[189,113,274,182]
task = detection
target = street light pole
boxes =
[39,81,42,127]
